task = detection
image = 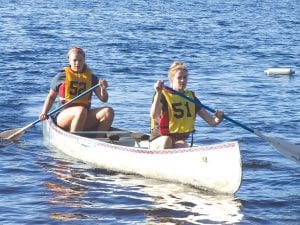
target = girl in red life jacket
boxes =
[39,47,114,137]
[150,61,224,149]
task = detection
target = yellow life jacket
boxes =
[151,89,196,135]
[59,66,93,108]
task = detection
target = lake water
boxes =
[0,0,299,224]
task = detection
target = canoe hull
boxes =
[43,119,242,194]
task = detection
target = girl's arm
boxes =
[150,80,164,118]
[197,107,224,126]
[40,89,57,120]
[95,79,109,102]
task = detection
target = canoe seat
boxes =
[107,134,120,142]
[130,133,149,141]
[107,133,149,143]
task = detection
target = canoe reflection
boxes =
[45,160,243,224]
[119,177,243,224]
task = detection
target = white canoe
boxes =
[43,118,242,195]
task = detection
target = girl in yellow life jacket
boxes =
[39,47,114,137]
[150,61,224,150]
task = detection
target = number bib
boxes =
[59,66,93,108]
[162,89,196,134]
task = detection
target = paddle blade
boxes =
[0,128,24,141]
[255,131,300,164]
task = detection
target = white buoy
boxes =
[264,68,295,75]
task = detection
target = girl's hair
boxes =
[168,61,188,81]
[67,47,85,59]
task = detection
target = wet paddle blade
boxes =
[255,131,300,164]
[2,84,100,142]
[0,128,24,141]
[0,122,35,141]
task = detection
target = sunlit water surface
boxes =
[0,1,299,224]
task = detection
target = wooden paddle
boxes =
[0,84,100,141]
[164,86,300,164]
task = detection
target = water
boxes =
[0,0,299,224]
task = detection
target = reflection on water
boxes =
[120,178,243,225]
[44,156,243,224]
[44,161,88,221]
[49,212,87,222]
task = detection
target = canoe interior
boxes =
[71,127,151,149]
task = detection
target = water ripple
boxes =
[0,0,300,224]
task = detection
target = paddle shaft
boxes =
[38,83,100,125]
[7,83,100,139]
[163,86,255,134]
[164,86,300,164]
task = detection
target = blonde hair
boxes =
[67,47,85,59]
[168,61,188,81]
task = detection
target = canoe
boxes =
[43,118,242,195]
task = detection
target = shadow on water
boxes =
[243,160,273,170]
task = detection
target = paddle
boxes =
[164,86,300,164]
[0,83,100,141]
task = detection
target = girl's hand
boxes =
[39,113,48,121]
[154,80,164,93]
[99,79,108,90]
[214,110,224,123]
